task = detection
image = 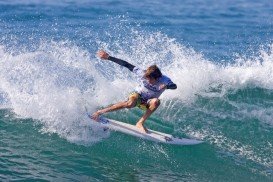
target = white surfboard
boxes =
[92,116,203,145]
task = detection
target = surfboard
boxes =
[91,116,203,145]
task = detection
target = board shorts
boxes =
[129,92,149,110]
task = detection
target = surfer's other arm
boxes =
[166,83,177,89]
[97,50,135,71]
[159,83,177,90]
[159,78,177,90]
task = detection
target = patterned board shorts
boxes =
[129,92,149,110]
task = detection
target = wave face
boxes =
[0,0,273,181]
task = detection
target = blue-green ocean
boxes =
[1,0,273,181]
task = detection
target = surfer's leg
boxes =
[91,95,138,120]
[147,98,161,111]
[136,98,160,133]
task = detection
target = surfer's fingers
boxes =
[97,50,109,59]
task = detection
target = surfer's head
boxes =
[145,65,162,84]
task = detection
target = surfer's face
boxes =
[146,76,157,85]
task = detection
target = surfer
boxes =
[92,50,177,133]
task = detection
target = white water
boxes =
[0,31,273,145]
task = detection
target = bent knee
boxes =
[150,98,160,107]
[125,101,136,108]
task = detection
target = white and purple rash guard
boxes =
[132,67,175,101]
[107,55,177,101]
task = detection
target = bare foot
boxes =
[91,111,102,121]
[136,122,148,133]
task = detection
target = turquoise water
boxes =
[0,0,273,181]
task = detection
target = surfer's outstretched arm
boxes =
[97,50,135,71]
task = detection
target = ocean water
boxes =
[0,0,273,181]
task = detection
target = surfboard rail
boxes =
[95,117,203,145]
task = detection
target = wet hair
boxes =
[144,65,162,79]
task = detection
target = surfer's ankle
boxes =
[136,122,143,126]
[136,122,148,133]
[91,110,103,121]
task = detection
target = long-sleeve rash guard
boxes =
[108,56,177,100]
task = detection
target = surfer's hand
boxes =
[97,50,109,60]
[159,84,167,90]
